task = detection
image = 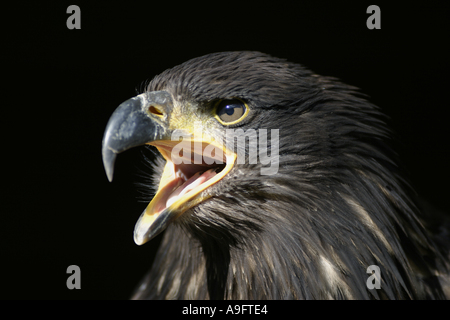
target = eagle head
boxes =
[102,51,449,299]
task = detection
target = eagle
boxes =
[102,51,450,299]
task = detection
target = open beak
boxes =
[102,91,236,245]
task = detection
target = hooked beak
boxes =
[102,91,236,245]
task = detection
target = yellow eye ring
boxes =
[214,98,250,125]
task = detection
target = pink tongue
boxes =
[166,169,217,208]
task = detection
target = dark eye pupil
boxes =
[225,105,235,116]
[216,99,246,123]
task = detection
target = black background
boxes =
[2,2,449,299]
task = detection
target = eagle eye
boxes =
[215,99,248,124]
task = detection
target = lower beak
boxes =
[133,142,236,245]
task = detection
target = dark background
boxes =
[2,2,449,299]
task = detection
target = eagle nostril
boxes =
[148,105,164,117]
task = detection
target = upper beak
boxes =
[102,91,178,244]
[102,91,172,182]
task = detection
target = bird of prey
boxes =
[102,51,450,299]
